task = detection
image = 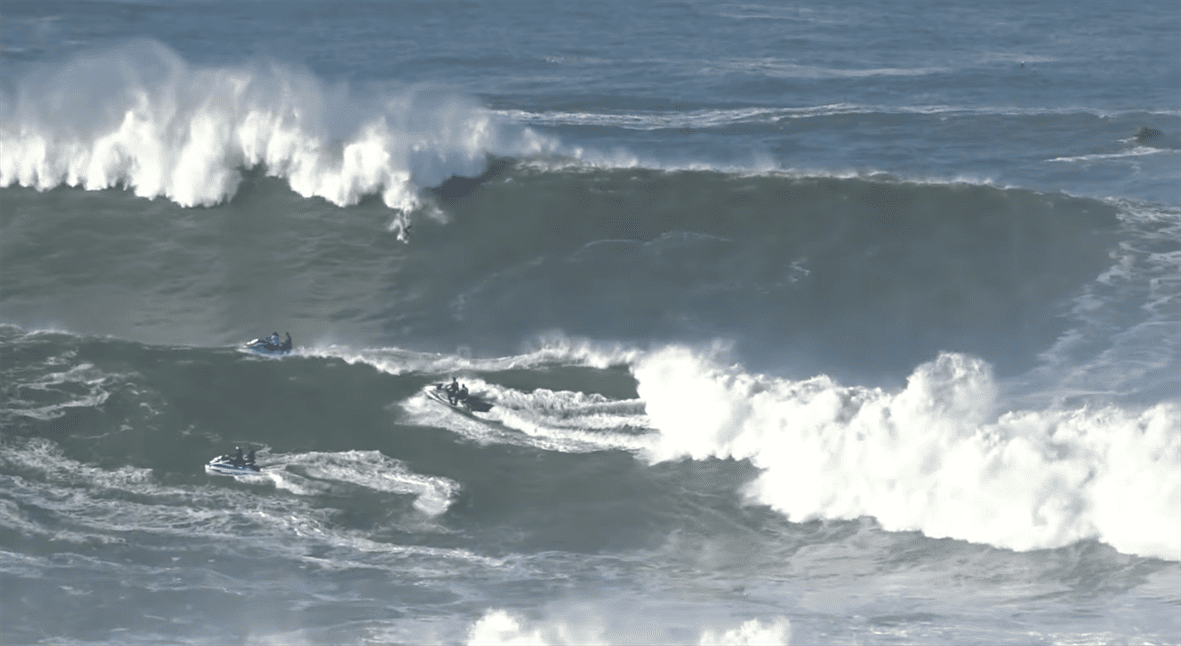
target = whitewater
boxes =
[2,0,1179,644]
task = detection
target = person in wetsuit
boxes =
[232,447,245,467]
[279,332,292,352]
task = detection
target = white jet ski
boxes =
[243,332,292,356]
[205,454,262,476]
[427,382,494,413]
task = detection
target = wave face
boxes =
[2,1,1179,644]
[3,166,1154,383]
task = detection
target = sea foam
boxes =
[465,608,792,646]
[0,41,552,212]
[265,450,458,516]
[633,346,1181,560]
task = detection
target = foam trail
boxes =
[633,347,1181,560]
[402,382,650,454]
[301,334,643,376]
[0,41,555,211]
[264,450,458,516]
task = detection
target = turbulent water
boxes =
[2,1,1179,644]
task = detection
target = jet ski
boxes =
[427,383,493,413]
[244,332,292,356]
[205,453,261,476]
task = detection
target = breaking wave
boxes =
[0,40,554,213]
[633,347,1180,561]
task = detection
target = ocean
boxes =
[1,1,1179,644]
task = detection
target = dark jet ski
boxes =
[244,331,292,356]
[428,382,493,413]
[205,448,261,476]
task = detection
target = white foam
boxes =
[465,609,792,646]
[497,104,1181,131]
[0,439,494,570]
[698,618,793,646]
[0,438,294,546]
[0,41,555,211]
[1047,147,1174,163]
[302,334,643,376]
[3,362,113,421]
[401,378,653,455]
[1014,202,1181,406]
[401,387,588,453]
[466,609,608,646]
[633,346,1181,560]
[266,450,458,516]
[516,153,1006,195]
[469,382,653,453]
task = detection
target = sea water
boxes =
[1,1,1178,644]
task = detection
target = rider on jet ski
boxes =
[210,446,258,473]
[252,332,292,352]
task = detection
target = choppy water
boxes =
[2,1,1179,644]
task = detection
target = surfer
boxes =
[246,448,256,467]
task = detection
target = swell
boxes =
[419,168,1125,378]
[0,165,1132,381]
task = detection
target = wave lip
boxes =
[497,104,1181,131]
[0,40,549,211]
[634,347,1181,561]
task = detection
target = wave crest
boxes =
[0,40,551,210]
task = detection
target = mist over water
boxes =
[2,0,1179,644]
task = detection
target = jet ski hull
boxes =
[243,340,289,356]
[205,457,261,476]
[427,386,493,413]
